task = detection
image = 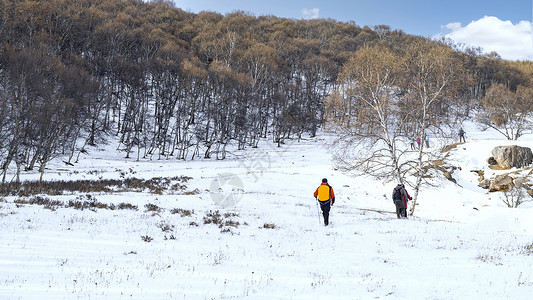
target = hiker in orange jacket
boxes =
[314,178,335,226]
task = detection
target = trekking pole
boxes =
[315,198,321,225]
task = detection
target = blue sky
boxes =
[174,0,533,60]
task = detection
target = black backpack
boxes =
[392,187,402,202]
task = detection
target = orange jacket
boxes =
[314,183,335,202]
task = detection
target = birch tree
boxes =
[326,45,408,182]
[401,40,468,215]
[327,41,468,217]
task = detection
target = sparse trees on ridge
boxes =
[477,84,533,140]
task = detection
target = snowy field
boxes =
[2,126,533,299]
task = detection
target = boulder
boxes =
[488,174,513,192]
[478,179,490,189]
[491,145,533,169]
[514,177,528,188]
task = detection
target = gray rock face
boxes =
[491,145,533,169]
[489,174,513,192]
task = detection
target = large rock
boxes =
[514,177,528,188]
[478,179,490,189]
[491,145,533,169]
[489,174,514,192]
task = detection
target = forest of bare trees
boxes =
[0,0,531,183]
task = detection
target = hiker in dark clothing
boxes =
[392,183,412,219]
[314,178,335,226]
[459,128,466,143]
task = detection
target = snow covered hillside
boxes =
[1,127,533,299]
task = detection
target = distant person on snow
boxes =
[459,128,466,143]
[410,137,416,150]
[416,136,421,149]
[392,183,412,219]
[424,134,430,148]
[314,178,335,226]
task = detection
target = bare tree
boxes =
[401,40,469,215]
[502,185,531,208]
[327,41,469,216]
[326,45,409,182]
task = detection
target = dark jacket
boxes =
[393,185,412,208]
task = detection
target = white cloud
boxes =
[443,22,462,31]
[301,8,319,20]
[441,16,533,61]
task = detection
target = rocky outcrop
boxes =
[473,169,533,196]
[478,179,490,189]
[488,174,513,192]
[441,143,461,153]
[469,146,533,196]
[514,177,528,188]
[491,145,533,169]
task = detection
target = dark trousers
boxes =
[395,201,407,219]
[319,200,331,225]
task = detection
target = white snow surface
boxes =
[2,125,533,299]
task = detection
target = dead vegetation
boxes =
[0,176,196,197]
[13,194,139,211]
[171,208,194,217]
[203,210,245,233]
[263,223,276,229]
